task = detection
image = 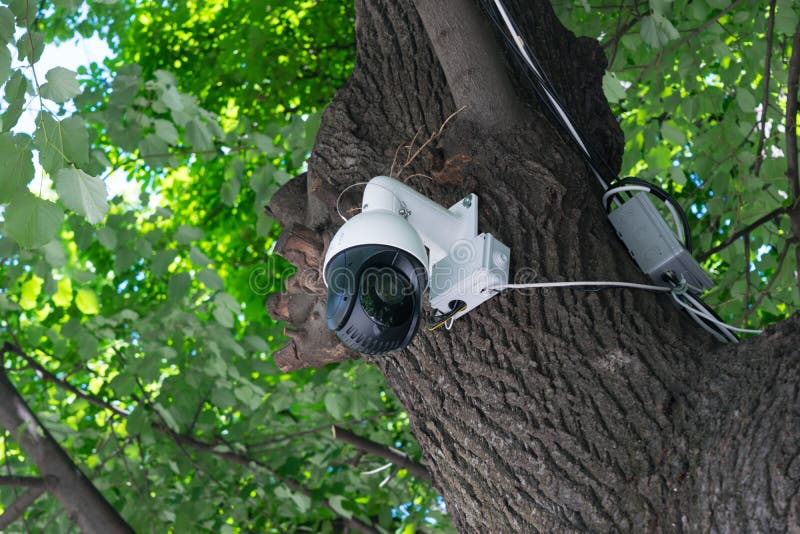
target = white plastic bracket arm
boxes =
[362,176,478,265]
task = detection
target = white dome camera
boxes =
[323,176,510,354]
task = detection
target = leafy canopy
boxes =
[0,0,798,531]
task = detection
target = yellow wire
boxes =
[427,305,467,331]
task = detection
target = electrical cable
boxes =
[486,279,763,342]
[428,301,468,331]
[462,2,759,343]
[483,0,619,190]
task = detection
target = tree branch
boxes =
[786,20,800,287]
[0,476,45,488]
[0,486,46,530]
[754,0,778,177]
[697,206,787,262]
[0,343,133,534]
[413,0,525,129]
[331,425,431,483]
[10,345,129,418]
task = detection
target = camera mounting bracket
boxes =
[363,176,510,319]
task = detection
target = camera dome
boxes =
[324,211,429,354]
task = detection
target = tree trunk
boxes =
[268,0,800,530]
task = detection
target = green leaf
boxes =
[0,7,15,43]
[640,13,679,48]
[52,277,72,308]
[53,0,82,13]
[42,241,66,268]
[151,249,179,277]
[97,227,117,250]
[324,392,348,419]
[36,114,90,175]
[220,176,241,206]
[213,306,234,328]
[167,272,192,302]
[75,288,100,315]
[19,276,43,310]
[139,134,172,168]
[602,71,627,103]
[0,132,34,203]
[5,193,64,248]
[660,121,687,146]
[154,119,179,145]
[189,245,213,266]
[775,0,799,34]
[54,168,109,224]
[186,118,213,151]
[40,67,81,103]
[669,166,687,186]
[175,225,205,245]
[198,268,224,291]
[735,89,756,113]
[0,46,11,85]
[328,495,352,519]
[16,31,44,64]
[7,0,36,24]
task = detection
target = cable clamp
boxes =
[669,277,690,296]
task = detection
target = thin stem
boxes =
[331,425,431,483]
[753,0,777,178]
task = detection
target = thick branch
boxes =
[698,206,786,261]
[331,425,431,483]
[788,22,800,201]
[786,20,800,286]
[0,476,45,488]
[0,343,133,534]
[0,486,46,530]
[413,0,525,129]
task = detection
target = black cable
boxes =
[479,1,621,187]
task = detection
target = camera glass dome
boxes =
[359,269,414,328]
[325,245,427,354]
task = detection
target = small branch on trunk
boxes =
[698,206,787,262]
[331,425,431,483]
[0,486,46,530]
[413,0,525,129]
[754,0,778,177]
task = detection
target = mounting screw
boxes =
[398,207,410,218]
[462,196,472,208]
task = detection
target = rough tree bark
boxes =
[267,0,800,531]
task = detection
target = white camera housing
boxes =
[323,176,510,354]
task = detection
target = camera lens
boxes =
[359,267,413,328]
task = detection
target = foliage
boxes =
[554,0,800,326]
[0,0,798,531]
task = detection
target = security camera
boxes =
[323,176,510,354]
